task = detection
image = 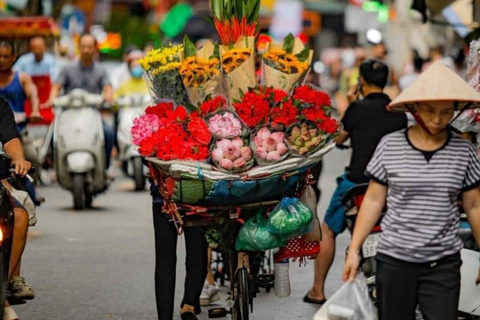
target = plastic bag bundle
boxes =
[314,274,377,320]
[236,211,286,251]
[267,197,313,239]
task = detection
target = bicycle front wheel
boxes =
[232,268,250,320]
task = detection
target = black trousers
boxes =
[153,204,208,320]
[376,252,462,320]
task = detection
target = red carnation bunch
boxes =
[270,100,299,127]
[301,107,327,124]
[137,106,212,161]
[199,96,227,116]
[318,117,339,135]
[293,85,331,108]
[145,102,176,119]
[233,90,271,128]
[264,87,289,105]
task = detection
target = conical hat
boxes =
[388,61,480,112]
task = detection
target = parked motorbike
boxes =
[116,94,150,191]
[53,89,108,210]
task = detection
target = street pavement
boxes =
[16,147,351,320]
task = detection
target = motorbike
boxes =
[0,153,16,320]
[116,94,150,191]
[53,89,108,210]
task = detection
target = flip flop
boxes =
[180,312,198,320]
[303,293,327,305]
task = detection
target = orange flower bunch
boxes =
[264,48,309,74]
[221,48,253,74]
[179,57,221,87]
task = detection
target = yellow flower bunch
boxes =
[179,57,221,87]
[151,62,183,76]
[264,48,308,74]
[139,45,184,72]
[221,49,252,74]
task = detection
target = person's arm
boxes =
[43,65,67,108]
[335,130,349,145]
[103,84,114,104]
[19,73,41,121]
[3,138,31,176]
[342,180,387,281]
[100,68,113,104]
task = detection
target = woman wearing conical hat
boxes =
[342,61,480,320]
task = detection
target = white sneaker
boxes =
[200,282,220,306]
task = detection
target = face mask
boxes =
[130,66,143,79]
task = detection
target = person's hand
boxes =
[342,249,361,282]
[12,159,32,177]
[476,268,480,286]
[29,111,43,123]
[347,85,360,103]
[40,100,53,109]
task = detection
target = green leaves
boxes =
[209,43,220,60]
[296,48,310,62]
[211,0,260,23]
[283,33,295,54]
[183,35,197,58]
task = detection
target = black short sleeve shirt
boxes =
[0,96,20,145]
[341,93,407,183]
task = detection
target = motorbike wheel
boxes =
[132,157,146,191]
[232,268,250,320]
[72,174,86,210]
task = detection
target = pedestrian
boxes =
[343,61,480,320]
[150,180,208,320]
[304,60,407,305]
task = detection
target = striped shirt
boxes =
[366,129,480,263]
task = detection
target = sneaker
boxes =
[200,282,220,306]
[7,276,35,300]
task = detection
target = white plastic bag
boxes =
[314,274,377,320]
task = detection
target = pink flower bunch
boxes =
[131,114,161,145]
[211,137,252,171]
[208,112,243,138]
[252,127,288,162]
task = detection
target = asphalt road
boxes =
[16,147,351,320]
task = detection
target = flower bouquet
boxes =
[251,126,289,165]
[285,121,327,157]
[211,0,260,103]
[179,36,224,107]
[130,102,211,161]
[210,137,254,172]
[232,86,273,129]
[262,34,313,92]
[138,45,187,105]
[207,110,249,139]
